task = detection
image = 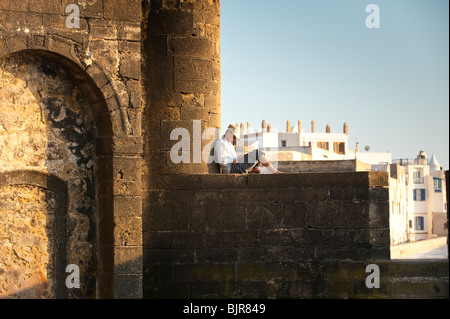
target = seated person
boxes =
[214,124,281,174]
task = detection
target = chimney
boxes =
[247,122,251,134]
[356,142,360,152]
[311,120,315,133]
[343,122,348,135]
[286,120,291,133]
[298,120,302,133]
[267,123,271,132]
[326,124,331,133]
[262,120,266,132]
[240,123,245,135]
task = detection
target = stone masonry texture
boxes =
[143,172,392,298]
[142,0,221,176]
[0,0,448,299]
[1,0,143,299]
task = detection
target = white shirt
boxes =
[214,136,237,174]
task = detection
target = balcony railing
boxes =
[392,158,428,166]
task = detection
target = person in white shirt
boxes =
[214,124,281,174]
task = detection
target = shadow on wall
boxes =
[0,51,113,298]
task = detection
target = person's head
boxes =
[224,124,239,143]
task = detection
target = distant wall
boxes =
[143,171,392,298]
[276,160,371,173]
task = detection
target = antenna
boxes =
[365,145,370,152]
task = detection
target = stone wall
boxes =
[143,171,448,299]
[326,260,448,299]
[0,53,97,298]
[0,171,68,298]
[142,0,221,176]
[142,172,392,298]
[0,184,56,298]
[0,0,143,298]
[276,159,371,173]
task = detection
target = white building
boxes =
[393,151,448,242]
[387,164,409,245]
[235,120,392,165]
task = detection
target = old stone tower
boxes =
[0,0,447,299]
[0,0,220,299]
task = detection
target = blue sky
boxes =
[220,0,449,169]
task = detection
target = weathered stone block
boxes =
[205,203,247,231]
[114,216,143,246]
[118,21,141,41]
[258,229,307,247]
[174,264,234,282]
[103,0,141,21]
[180,106,211,121]
[167,36,214,59]
[145,231,204,249]
[88,19,118,40]
[143,203,189,231]
[369,187,390,201]
[145,248,195,264]
[114,274,142,299]
[306,201,370,229]
[330,187,354,201]
[4,35,28,53]
[369,201,390,227]
[200,174,247,190]
[148,10,194,35]
[112,136,143,155]
[119,52,141,79]
[368,171,389,187]
[175,57,213,81]
[114,196,142,217]
[280,201,307,228]
[0,0,29,11]
[30,0,62,15]
[114,246,143,274]
[113,179,141,196]
[175,78,219,95]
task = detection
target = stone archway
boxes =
[0,50,113,298]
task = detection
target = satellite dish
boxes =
[365,146,370,152]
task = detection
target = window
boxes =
[333,142,345,154]
[409,220,413,228]
[281,140,287,148]
[413,171,424,184]
[415,217,424,231]
[413,189,426,201]
[317,141,329,150]
[433,178,442,193]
